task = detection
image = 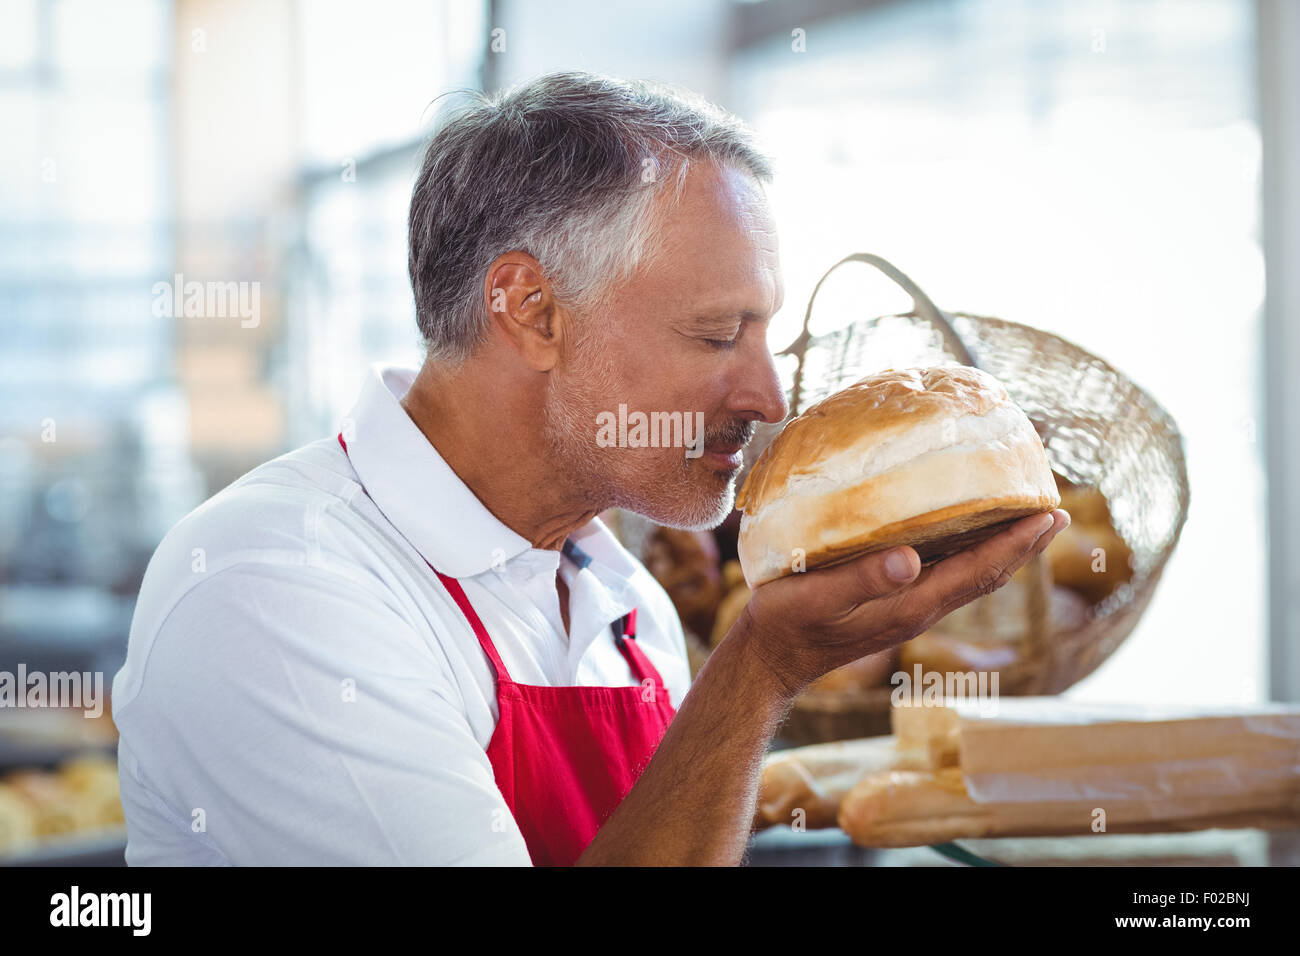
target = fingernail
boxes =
[885,549,915,581]
[1031,513,1054,540]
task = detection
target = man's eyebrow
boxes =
[688,309,770,325]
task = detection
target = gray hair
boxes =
[407,71,774,363]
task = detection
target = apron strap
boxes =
[433,569,513,684]
[338,430,512,682]
[339,430,664,695]
[613,609,670,704]
[569,540,662,690]
[612,612,641,681]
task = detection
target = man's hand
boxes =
[737,509,1071,697]
[580,507,1070,865]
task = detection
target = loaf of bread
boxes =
[806,648,899,694]
[644,527,723,640]
[1,771,101,837]
[898,573,1090,675]
[57,753,125,827]
[709,561,751,648]
[1043,476,1134,602]
[837,767,1300,847]
[0,784,38,855]
[736,366,1059,588]
[838,700,1300,846]
[1046,518,1133,603]
[0,752,124,854]
[754,735,929,831]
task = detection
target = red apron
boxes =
[338,433,677,866]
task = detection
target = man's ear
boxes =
[484,253,567,371]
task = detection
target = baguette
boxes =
[837,766,1300,847]
[754,735,927,830]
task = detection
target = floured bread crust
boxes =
[736,366,1059,588]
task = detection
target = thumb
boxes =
[813,545,920,606]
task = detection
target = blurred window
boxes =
[0,0,181,594]
[731,0,1262,706]
[0,0,172,412]
[282,0,488,444]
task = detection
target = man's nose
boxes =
[729,343,790,425]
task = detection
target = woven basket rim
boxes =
[772,256,1192,716]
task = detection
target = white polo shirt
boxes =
[111,364,692,866]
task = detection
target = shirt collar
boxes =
[341,364,533,577]
[341,365,649,592]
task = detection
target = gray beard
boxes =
[541,351,737,532]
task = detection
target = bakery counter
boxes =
[745,825,1300,867]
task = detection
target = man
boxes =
[113,71,1068,865]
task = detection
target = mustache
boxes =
[705,419,756,448]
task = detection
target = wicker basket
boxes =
[617,253,1190,745]
[768,253,1190,743]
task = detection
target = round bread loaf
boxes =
[736,365,1060,588]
